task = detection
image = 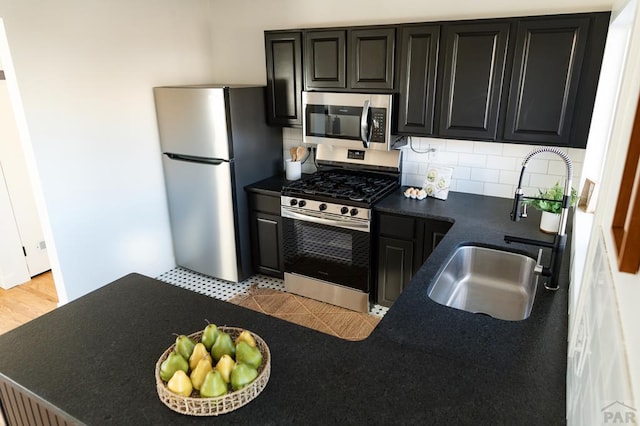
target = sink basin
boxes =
[427,246,538,321]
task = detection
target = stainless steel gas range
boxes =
[281,144,401,312]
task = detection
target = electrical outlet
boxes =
[428,144,438,161]
[37,240,47,250]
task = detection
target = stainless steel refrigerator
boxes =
[154,85,282,282]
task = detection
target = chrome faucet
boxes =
[504,147,574,290]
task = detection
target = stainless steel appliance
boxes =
[302,91,402,151]
[281,144,401,312]
[154,85,282,282]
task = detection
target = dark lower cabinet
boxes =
[376,213,452,307]
[503,17,590,145]
[248,192,284,278]
[377,236,414,307]
[438,21,510,140]
[264,31,303,127]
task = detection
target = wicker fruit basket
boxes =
[155,326,271,416]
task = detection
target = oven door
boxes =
[281,209,371,293]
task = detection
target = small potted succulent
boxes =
[526,181,578,233]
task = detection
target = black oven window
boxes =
[300,224,353,263]
[283,218,370,292]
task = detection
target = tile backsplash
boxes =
[566,231,633,425]
[282,128,585,200]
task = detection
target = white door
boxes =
[0,81,50,285]
[0,161,30,288]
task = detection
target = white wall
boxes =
[0,0,216,301]
[567,0,640,422]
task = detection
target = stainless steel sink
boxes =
[427,246,538,321]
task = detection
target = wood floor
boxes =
[0,271,58,336]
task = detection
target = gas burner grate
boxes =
[283,170,399,206]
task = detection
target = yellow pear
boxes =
[190,356,213,390]
[167,370,193,397]
[189,342,209,370]
[215,354,236,384]
[235,330,257,348]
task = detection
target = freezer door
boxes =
[162,155,240,282]
[154,87,231,160]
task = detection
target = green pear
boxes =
[190,357,213,390]
[235,330,256,348]
[201,324,219,350]
[235,341,263,370]
[167,369,193,397]
[215,354,236,384]
[211,332,235,361]
[189,342,210,370]
[159,351,189,382]
[230,362,258,391]
[175,334,196,361]
[200,370,228,398]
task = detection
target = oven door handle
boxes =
[282,208,370,233]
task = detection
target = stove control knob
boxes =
[340,207,349,215]
[319,203,327,211]
[298,200,306,208]
[350,208,359,216]
[290,199,298,206]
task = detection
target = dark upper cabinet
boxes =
[348,27,396,90]
[266,12,608,138]
[397,25,440,135]
[303,27,395,91]
[305,30,346,89]
[438,22,510,140]
[264,31,303,127]
[503,17,590,145]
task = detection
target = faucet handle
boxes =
[521,203,528,218]
[534,249,544,274]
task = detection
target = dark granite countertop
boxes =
[245,173,290,196]
[0,183,570,425]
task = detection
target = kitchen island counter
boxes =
[0,190,570,425]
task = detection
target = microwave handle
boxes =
[360,99,371,148]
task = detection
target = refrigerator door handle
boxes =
[164,153,226,165]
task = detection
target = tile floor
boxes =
[157,267,388,328]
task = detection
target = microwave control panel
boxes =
[371,108,387,143]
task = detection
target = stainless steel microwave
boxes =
[302,91,396,151]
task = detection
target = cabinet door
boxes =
[348,28,396,90]
[397,25,440,135]
[421,220,453,264]
[304,30,346,89]
[250,211,284,278]
[503,17,589,145]
[377,236,414,307]
[265,32,303,127]
[438,22,510,140]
